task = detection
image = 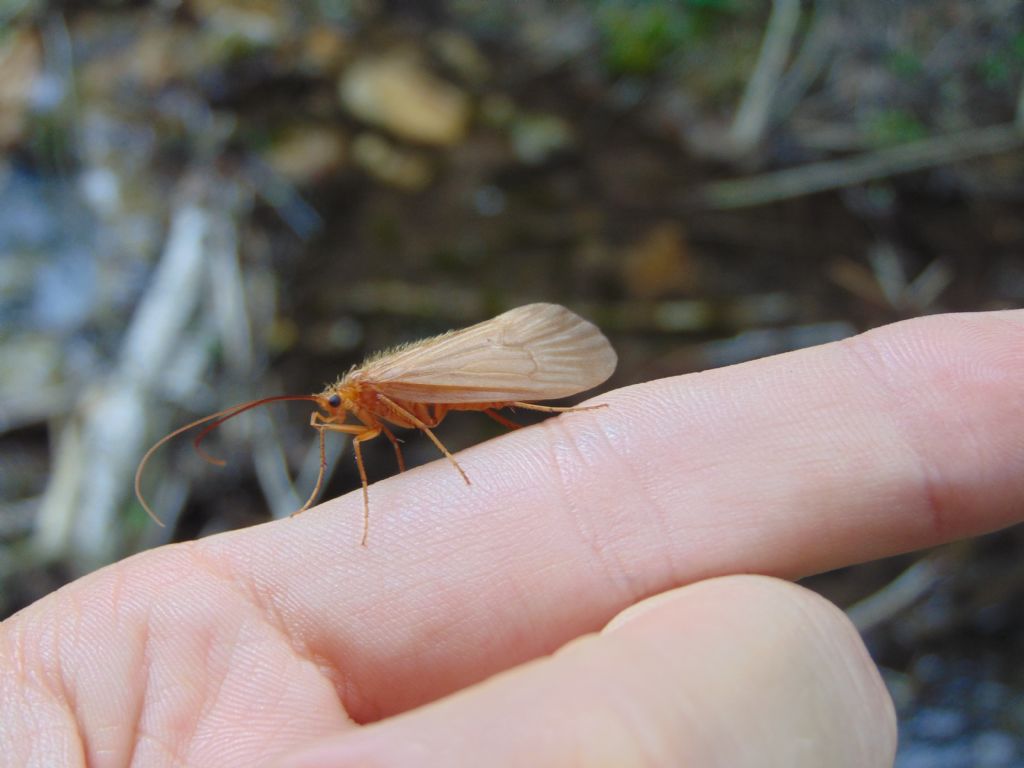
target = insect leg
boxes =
[376,394,471,486]
[314,422,381,546]
[294,423,328,515]
[379,424,406,473]
[509,401,608,414]
[484,409,523,430]
[351,428,381,546]
[292,411,355,518]
[292,416,364,518]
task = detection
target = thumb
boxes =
[272,575,896,767]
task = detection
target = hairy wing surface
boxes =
[355,303,616,403]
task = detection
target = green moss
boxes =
[593,0,736,76]
[979,51,1012,86]
[866,109,928,147]
[977,34,1024,87]
[1012,32,1024,59]
[885,49,923,79]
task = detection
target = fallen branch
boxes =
[729,0,802,154]
[772,0,838,122]
[847,555,946,634]
[697,122,1024,210]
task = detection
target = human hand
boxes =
[3,311,1023,767]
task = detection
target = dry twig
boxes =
[847,555,947,633]
[698,123,1024,210]
[729,0,802,155]
[35,177,229,566]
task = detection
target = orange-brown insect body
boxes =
[136,303,617,546]
[325,377,507,430]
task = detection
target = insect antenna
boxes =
[295,422,328,516]
[135,395,321,526]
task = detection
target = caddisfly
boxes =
[135,303,617,544]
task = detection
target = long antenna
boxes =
[134,395,320,526]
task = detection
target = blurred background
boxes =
[1,0,1023,763]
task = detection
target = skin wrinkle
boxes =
[140,606,220,768]
[609,373,828,558]
[15,640,57,766]
[475,554,561,667]
[570,662,667,766]
[1,626,72,766]
[195,533,382,724]
[787,588,896,764]
[120,599,153,768]
[921,317,1022,499]
[94,552,315,765]
[88,563,142,765]
[81,565,174,765]
[318,426,641,721]
[840,328,957,542]
[324,565,458,722]
[183,610,247,762]
[38,598,91,768]
[704,581,892,767]
[570,407,670,597]
[187,542,314,665]
[584,317,1010,577]
[982,315,1024,378]
[590,375,828,582]
[107,558,131,636]
[195,626,290,764]
[542,414,637,604]
[7,618,29,695]
[576,400,683,591]
[58,552,213,767]
[184,543,360,726]
[332,607,423,722]
[577,633,684,766]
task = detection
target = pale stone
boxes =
[351,132,433,191]
[339,51,470,146]
[0,28,41,147]
[265,126,347,184]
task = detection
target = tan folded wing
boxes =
[353,303,616,403]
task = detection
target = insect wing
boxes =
[356,303,616,403]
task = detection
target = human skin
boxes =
[3,310,1023,767]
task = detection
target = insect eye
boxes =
[328,394,342,408]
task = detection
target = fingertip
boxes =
[602,576,898,767]
[271,576,897,768]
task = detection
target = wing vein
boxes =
[346,303,616,403]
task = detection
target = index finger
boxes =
[198,309,1024,720]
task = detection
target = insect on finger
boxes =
[135,303,617,545]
